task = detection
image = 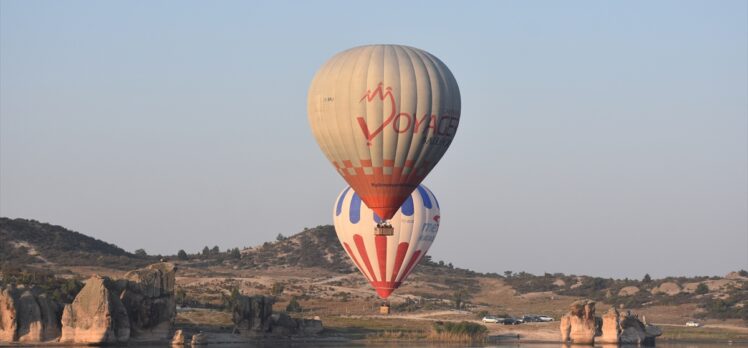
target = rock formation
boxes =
[598,307,620,343]
[619,312,662,345]
[121,262,177,341]
[16,290,43,342]
[230,294,323,337]
[560,299,661,345]
[59,262,176,345]
[560,300,597,344]
[0,287,17,342]
[171,329,185,345]
[617,286,640,296]
[232,295,274,337]
[0,285,62,343]
[651,281,681,296]
[191,332,207,346]
[59,275,130,344]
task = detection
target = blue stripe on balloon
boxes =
[428,186,439,209]
[401,195,414,216]
[350,192,362,224]
[336,187,350,216]
[417,186,432,209]
[373,213,382,223]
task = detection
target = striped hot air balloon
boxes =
[309,45,460,223]
[333,184,440,299]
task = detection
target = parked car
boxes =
[482,316,501,323]
[502,317,522,325]
[538,315,554,322]
[686,321,701,327]
[522,315,542,322]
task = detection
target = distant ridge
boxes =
[239,225,354,273]
[0,217,151,269]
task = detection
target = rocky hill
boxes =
[1,217,745,324]
[238,225,353,273]
[0,217,152,269]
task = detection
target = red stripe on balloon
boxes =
[354,234,378,282]
[343,242,368,281]
[390,242,410,282]
[398,250,422,282]
[375,236,388,283]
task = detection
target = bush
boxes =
[695,283,709,295]
[429,321,487,342]
[177,250,188,260]
[286,296,302,312]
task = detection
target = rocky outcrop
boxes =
[598,307,620,343]
[60,275,130,344]
[230,294,323,338]
[171,329,185,345]
[191,332,207,346]
[296,318,324,335]
[0,286,62,343]
[619,312,661,345]
[36,294,62,340]
[560,300,661,345]
[1,262,176,345]
[232,295,274,337]
[651,281,681,296]
[617,286,640,296]
[121,262,177,341]
[16,290,43,342]
[0,287,17,342]
[560,300,597,344]
[60,262,176,345]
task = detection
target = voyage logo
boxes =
[355,83,459,146]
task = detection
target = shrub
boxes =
[429,321,487,342]
[695,283,709,295]
[177,250,188,260]
[286,296,302,312]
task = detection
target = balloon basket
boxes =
[374,223,394,236]
[379,304,391,315]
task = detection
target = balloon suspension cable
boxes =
[374,221,394,236]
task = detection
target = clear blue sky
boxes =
[1,1,746,278]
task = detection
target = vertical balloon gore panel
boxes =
[309,45,460,220]
[333,184,441,299]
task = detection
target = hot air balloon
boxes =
[333,184,440,299]
[309,45,460,235]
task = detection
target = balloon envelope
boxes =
[333,184,440,299]
[309,45,460,220]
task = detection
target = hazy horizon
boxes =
[1,1,746,279]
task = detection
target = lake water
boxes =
[71,341,743,348]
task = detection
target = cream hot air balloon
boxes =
[309,45,459,235]
[333,184,440,299]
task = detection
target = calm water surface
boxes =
[76,342,746,348]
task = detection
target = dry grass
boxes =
[660,325,748,341]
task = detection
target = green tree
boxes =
[286,296,302,312]
[695,283,709,295]
[642,274,652,283]
[134,249,147,257]
[276,233,286,241]
[230,248,241,259]
[177,250,188,260]
[202,246,210,256]
[211,246,220,254]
